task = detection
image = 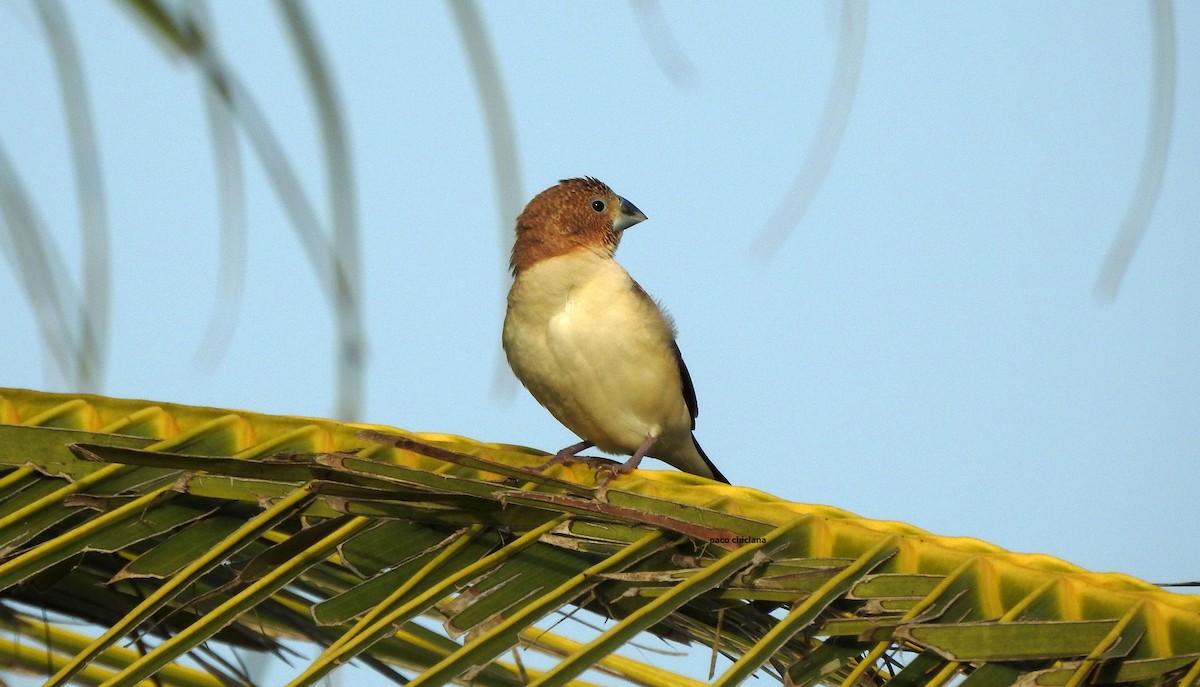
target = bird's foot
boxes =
[530,445,631,486]
[593,458,640,487]
[534,453,626,486]
[529,436,656,487]
[594,436,654,486]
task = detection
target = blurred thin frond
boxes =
[122,0,365,419]
[36,0,110,392]
[0,1,107,391]
[447,0,525,403]
[191,58,338,330]
[1093,0,1176,301]
[750,0,868,261]
[0,147,86,388]
[630,0,697,88]
[187,0,248,372]
[123,0,205,54]
[277,0,364,421]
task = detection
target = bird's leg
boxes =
[597,434,658,485]
[532,440,594,471]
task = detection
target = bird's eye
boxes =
[590,199,606,213]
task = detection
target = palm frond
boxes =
[1,387,1198,686]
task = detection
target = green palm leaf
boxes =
[1,387,1198,686]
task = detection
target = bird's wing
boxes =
[672,341,699,428]
[628,278,700,427]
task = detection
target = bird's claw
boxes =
[533,453,613,472]
[526,438,643,485]
[594,461,638,487]
[529,453,637,486]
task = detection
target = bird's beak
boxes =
[613,196,647,232]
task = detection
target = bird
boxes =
[502,177,728,484]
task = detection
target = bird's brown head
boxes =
[510,177,647,274]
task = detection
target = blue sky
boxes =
[1,1,1197,677]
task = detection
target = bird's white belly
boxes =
[503,255,688,455]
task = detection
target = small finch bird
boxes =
[502,177,728,483]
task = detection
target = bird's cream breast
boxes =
[506,250,625,323]
[508,251,665,351]
[503,250,688,455]
[503,250,615,388]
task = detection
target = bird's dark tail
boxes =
[692,436,729,484]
